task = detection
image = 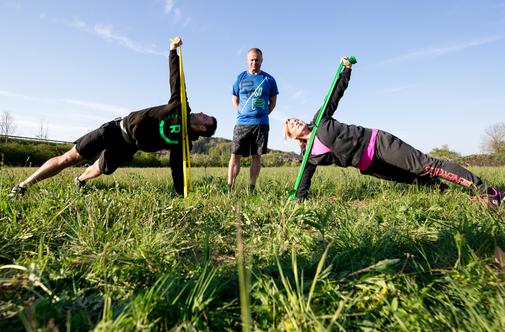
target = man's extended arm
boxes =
[168,37,183,104]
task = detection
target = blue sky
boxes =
[1,0,504,155]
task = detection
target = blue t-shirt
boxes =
[232,70,278,125]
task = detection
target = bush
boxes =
[0,141,71,166]
[130,151,167,167]
[461,153,505,167]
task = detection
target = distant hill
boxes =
[190,136,300,167]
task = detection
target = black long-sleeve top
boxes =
[297,67,372,200]
[122,49,191,194]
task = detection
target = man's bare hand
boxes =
[170,36,183,50]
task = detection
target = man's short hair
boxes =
[248,48,263,56]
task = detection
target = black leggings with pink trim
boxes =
[360,130,490,195]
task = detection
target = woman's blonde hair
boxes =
[283,118,307,147]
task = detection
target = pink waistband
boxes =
[310,135,332,155]
[356,129,379,171]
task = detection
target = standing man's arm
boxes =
[268,75,279,114]
[268,95,277,114]
[232,73,241,113]
[232,95,239,111]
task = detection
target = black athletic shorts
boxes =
[231,124,269,157]
[74,120,138,175]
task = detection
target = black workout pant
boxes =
[360,131,488,194]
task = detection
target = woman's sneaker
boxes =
[8,184,27,200]
[485,187,504,207]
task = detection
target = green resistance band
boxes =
[288,56,357,201]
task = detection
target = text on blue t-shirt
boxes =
[232,71,278,125]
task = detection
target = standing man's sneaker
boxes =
[249,184,256,194]
[75,177,86,194]
[8,184,27,200]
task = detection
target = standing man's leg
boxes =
[250,154,261,192]
[249,124,269,193]
[228,125,249,190]
[228,153,241,189]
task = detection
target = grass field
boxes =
[1,166,505,331]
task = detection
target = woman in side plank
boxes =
[285,57,504,206]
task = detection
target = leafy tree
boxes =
[481,122,505,155]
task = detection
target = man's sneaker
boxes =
[75,177,86,194]
[8,184,27,200]
[249,184,256,194]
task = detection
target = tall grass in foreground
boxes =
[1,166,505,330]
